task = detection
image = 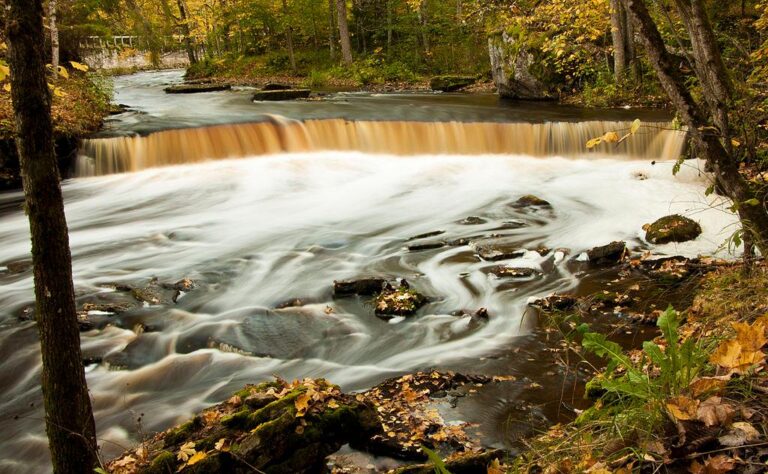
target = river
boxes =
[0,70,738,472]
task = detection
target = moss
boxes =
[220,408,252,429]
[248,389,302,427]
[374,288,427,316]
[139,451,176,474]
[164,416,202,446]
[645,214,702,244]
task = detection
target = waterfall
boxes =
[76,119,687,177]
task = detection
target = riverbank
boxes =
[0,72,111,189]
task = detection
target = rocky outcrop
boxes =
[488,31,555,100]
[645,215,702,244]
[429,75,476,92]
[587,241,627,265]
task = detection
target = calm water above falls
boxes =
[0,71,738,473]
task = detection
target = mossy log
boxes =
[252,89,311,101]
[164,84,232,94]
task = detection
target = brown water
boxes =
[0,70,739,473]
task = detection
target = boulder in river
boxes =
[645,214,702,244]
[164,84,232,94]
[489,266,537,279]
[429,75,476,92]
[252,89,311,101]
[587,241,627,265]
[333,277,388,297]
[374,283,427,317]
[510,194,552,209]
[473,237,526,261]
[262,83,293,91]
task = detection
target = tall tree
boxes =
[282,0,297,73]
[49,0,61,78]
[337,0,353,65]
[6,0,99,472]
[177,0,198,65]
[624,0,768,253]
[328,0,337,58]
[610,0,627,80]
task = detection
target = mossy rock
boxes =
[374,287,427,317]
[645,215,702,244]
[429,75,476,92]
[252,89,311,101]
[511,194,551,209]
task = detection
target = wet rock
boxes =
[407,242,445,252]
[374,284,427,317]
[497,219,528,229]
[530,294,578,312]
[536,245,551,256]
[82,302,131,314]
[164,84,232,94]
[252,89,311,101]
[473,237,526,261]
[447,237,475,247]
[587,241,627,265]
[262,83,293,91]
[275,297,317,309]
[110,379,381,474]
[5,259,32,273]
[407,230,446,240]
[429,75,476,92]
[333,278,387,297]
[457,216,487,225]
[131,287,162,305]
[77,313,96,332]
[510,194,552,209]
[645,214,702,244]
[489,266,537,279]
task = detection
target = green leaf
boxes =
[743,198,761,206]
[421,446,452,474]
[630,118,641,135]
[705,185,715,196]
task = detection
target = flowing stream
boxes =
[0,70,739,473]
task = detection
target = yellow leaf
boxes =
[328,399,339,409]
[214,438,229,451]
[731,139,741,147]
[688,377,728,398]
[0,64,9,82]
[295,391,312,417]
[586,137,602,149]
[666,395,699,421]
[187,451,207,466]
[56,66,69,79]
[3,83,10,93]
[630,118,641,135]
[602,131,620,143]
[177,441,196,462]
[487,458,504,474]
[53,87,66,98]
[732,320,767,352]
[69,61,89,72]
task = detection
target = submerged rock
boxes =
[407,230,446,240]
[530,294,578,312]
[252,89,311,101]
[645,214,702,244]
[457,216,487,225]
[407,242,445,252]
[333,278,387,297]
[587,241,627,265]
[489,266,537,279]
[5,259,32,273]
[429,75,477,92]
[164,84,232,94]
[374,284,427,317]
[473,237,526,261]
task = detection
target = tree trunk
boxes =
[177,0,197,64]
[282,0,297,73]
[49,0,60,79]
[624,0,768,254]
[337,0,353,65]
[6,1,99,473]
[610,0,627,80]
[125,0,161,65]
[386,0,393,53]
[328,0,336,59]
[418,0,430,56]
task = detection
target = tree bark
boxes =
[177,0,198,64]
[6,1,99,472]
[49,0,60,79]
[328,0,337,59]
[610,0,627,80]
[282,0,297,73]
[337,0,353,65]
[624,0,768,254]
[418,0,430,56]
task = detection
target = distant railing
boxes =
[79,35,189,52]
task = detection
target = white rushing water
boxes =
[0,150,739,472]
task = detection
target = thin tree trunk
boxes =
[6,1,99,472]
[177,0,197,64]
[328,0,336,59]
[624,0,768,254]
[386,0,393,53]
[337,0,353,65]
[282,0,297,73]
[49,0,60,79]
[418,0,430,55]
[610,0,627,80]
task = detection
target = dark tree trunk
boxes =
[177,0,198,64]
[624,0,768,254]
[6,0,99,473]
[328,0,337,59]
[282,0,297,73]
[337,0,353,65]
